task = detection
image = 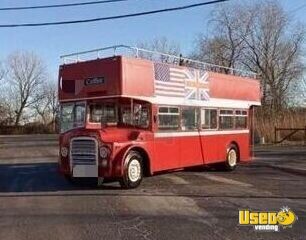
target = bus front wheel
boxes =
[120,151,143,189]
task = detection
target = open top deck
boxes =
[59,45,261,108]
[60,45,257,78]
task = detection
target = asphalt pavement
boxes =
[0,135,305,240]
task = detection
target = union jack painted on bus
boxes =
[185,68,210,101]
[154,63,210,100]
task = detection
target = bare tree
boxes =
[290,76,306,107]
[240,2,304,110]
[0,62,4,81]
[193,4,251,72]
[0,99,13,126]
[136,37,181,63]
[301,78,306,107]
[6,51,47,126]
[0,62,12,126]
[33,80,58,129]
[194,1,305,110]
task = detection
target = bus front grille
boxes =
[70,138,97,165]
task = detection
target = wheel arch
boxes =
[117,145,151,177]
[127,146,151,177]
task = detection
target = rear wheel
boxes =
[222,146,238,171]
[120,151,143,189]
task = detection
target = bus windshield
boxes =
[60,102,86,133]
[88,101,150,129]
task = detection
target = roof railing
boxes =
[60,44,257,78]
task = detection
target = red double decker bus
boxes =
[58,45,261,188]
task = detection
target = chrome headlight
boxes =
[60,147,68,157]
[99,146,110,158]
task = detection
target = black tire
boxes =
[119,151,143,189]
[222,146,238,171]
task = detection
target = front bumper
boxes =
[72,165,99,177]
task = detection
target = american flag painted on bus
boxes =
[154,63,186,97]
[154,63,210,100]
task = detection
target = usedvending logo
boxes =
[239,207,297,232]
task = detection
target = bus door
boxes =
[200,108,222,164]
[179,107,203,167]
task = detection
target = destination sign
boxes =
[85,77,105,86]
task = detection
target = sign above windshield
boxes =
[85,77,105,86]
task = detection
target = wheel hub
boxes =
[228,149,237,167]
[128,159,141,182]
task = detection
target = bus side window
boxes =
[89,103,117,124]
[134,104,149,128]
[121,106,132,125]
[158,106,180,131]
[74,103,86,127]
[235,110,248,129]
[219,109,234,129]
[201,109,217,129]
[181,107,199,131]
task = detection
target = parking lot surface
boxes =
[0,135,305,240]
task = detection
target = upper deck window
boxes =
[158,107,180,130]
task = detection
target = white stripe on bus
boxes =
[59,95,261,108]
[154,129,249,138]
